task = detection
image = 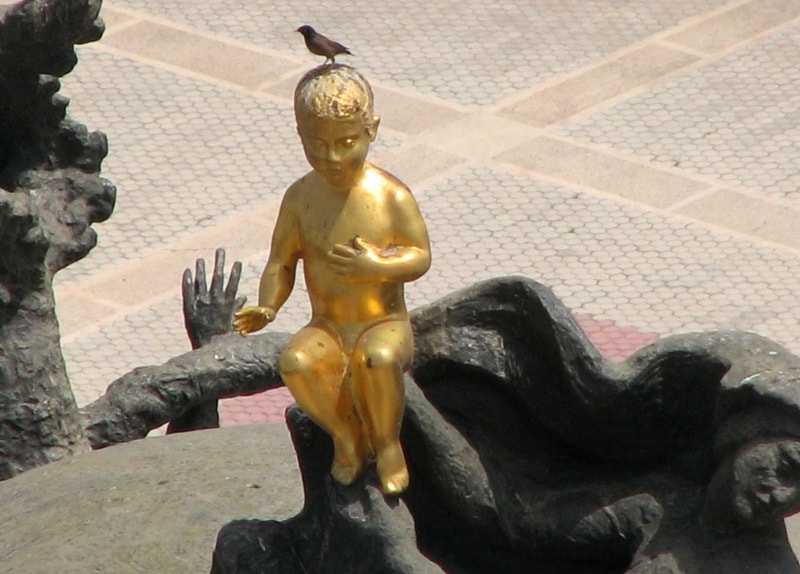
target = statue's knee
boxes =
[357,345,398,370]
[279,347,308,376]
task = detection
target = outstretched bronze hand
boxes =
[182,248,245,349]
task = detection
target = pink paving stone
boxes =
[575,314,660,363]
[220,387,294,426]
[219,315,661,427]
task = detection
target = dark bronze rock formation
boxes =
[210,277,800,574]
[0,0,114,479]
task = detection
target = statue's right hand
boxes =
[233,306,276,336]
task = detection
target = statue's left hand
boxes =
[328,236,381,283]
[182,248,245,348]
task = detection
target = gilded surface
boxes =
[234,65,431,494]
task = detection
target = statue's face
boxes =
[297,114,378,190]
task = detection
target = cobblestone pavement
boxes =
[56,0,800,440]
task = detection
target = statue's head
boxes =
[294,65,380,190]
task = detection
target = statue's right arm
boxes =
[233,192,301,335]
[257,193,301,313]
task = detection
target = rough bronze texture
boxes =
[0,0,113,479]
[211,277,800,574]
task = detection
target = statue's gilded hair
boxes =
[294,65,374,129]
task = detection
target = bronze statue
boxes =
[234,65,431,494]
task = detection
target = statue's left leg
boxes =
[351,319,414,495]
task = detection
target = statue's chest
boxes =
[300,192,392,249]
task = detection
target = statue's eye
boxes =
[312,140,324,149]
[342,137,356,148]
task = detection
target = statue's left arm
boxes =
[329,187,431,284]
[382,188,432,282]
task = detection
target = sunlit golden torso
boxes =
[290,165,409,326]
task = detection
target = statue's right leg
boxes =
[279,326,366,485]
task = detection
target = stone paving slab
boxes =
[499,42,700,127]
[495,135,710,208]
[561,21,800,204]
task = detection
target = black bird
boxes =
[296,25,352,64]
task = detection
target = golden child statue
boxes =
[234,65,431,495]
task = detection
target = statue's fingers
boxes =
[195,257,208,297]
[234,295,247,311]
[210,248,226,298]
[181,268,194,310]
[225,260,243,301]
[327,251,352,267]
[330,244,356,257]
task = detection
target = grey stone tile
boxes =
[676,189,800,250]
[371,86,465,134]
[102,20,297,88]
[103,0,732,106]
[59,49,306,283]
[667,0,800,53]
[372,145,464,188]
[501,43,698,126]
[99,6,138,30]
[54,293,118,339]
[496,136,707,208]
[419,114,540,161]
[561,25,800,205]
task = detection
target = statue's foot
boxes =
[331,438,366,486]
[376,442,409,495]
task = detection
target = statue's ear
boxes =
[368,115,381,141]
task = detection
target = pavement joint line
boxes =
[666,0,800,54]
[540,130,800,209]
[656,39,712,59]
[254,68,306,95]
[97,15,143,36]
[58,244,284,346]
[703,186,800,212]
[486,0,750,115]
[408,158,479,193]
[374,124,411,142]
[532,132,717,189]
[648,209,800,259]
[490,157,800,259]
[85,42,301,108]
[369,82,473,115]
[101,0,534,122]
[56,206,279,296]
[714,12,800,54]
[489,157,700,215]
[663,187,723,213]
[491,1,795,125]
[410,121,546,164]
[486,38,673,114]
[548,52,720,128]
[660,10,800,64]
[102,1,307,66]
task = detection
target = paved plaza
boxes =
[55,0,800,432]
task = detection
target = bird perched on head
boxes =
[296,25,352,65]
